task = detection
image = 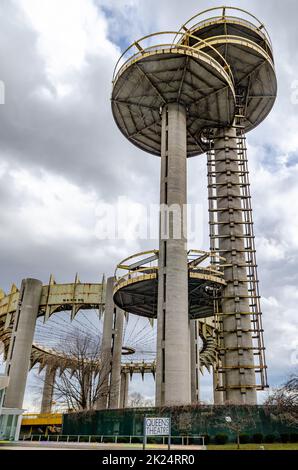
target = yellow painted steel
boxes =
[113,30,234,85]
[0,272,220,374]
[22,413,62,426]
[0,281,105,321]
[114,249,226,296]
[177,6,272,49]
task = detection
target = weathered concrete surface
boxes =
[156,103,191,406]
[119,371,129,408]
[4,279,43,409]
[190,320,200,403]
[109,308,124,409]
[214,126,257,404]
[96,277,114,410]
[40,365,56,414]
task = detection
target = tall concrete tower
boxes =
[177,6,277,404]
[112,31,235,406]
[111,7,276,406]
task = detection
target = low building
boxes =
[0,374,23,441]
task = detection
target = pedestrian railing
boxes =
[22,434,205,446]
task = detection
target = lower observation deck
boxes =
[113,250,226,319]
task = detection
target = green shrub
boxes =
[131,436,142,444]
[214,434,229,445]
[252,433,264,443]
[185,437,205,446]
[117,436,130,443]
[264,434,276,443]
[147,436,163,444]
[280,433,289,443]
[289,433,298,443]
[171,437,182,445]
[239,434,250,444]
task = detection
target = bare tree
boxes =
[219,404,256,449]
[128,392,154,408]
[36,331,113,412]
[264,374,298,427]
[284,375,298,404]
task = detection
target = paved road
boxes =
[0,441,205,451]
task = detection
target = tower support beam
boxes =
[190,320,200,403]
[156,102,191,406]
[119,371,129,408]
[96,277,114,410]
[109,308,124,409]
[41,365,56,414]
[213,126,257,404]
[4,278,43,409]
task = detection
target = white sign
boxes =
[145,417,171,436]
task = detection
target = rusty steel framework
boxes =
[0,278,157,414]
[207,97,268,394]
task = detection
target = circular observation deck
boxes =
[113,250,226,319]
[112,32,236,157]
[178,6,277,133]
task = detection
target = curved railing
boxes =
[112,30,234,86]
[177,6,273,51]
[183,34,275,70]
[114,249,226,293]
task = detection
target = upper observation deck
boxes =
[111,31,236,157]
[178,6,277,133]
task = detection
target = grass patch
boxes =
[207,443,298,451]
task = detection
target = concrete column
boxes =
[190,320,200,403]
[214,126,257,404]
[119,372,129,408]
[41,365,56,414]
[4,278,43,409]
[96,277,114,409]
[109,307,124,409]
[213,365,224,405]
[156,102,191,406]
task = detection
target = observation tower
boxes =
[111,6,277,406]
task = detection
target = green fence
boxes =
[62,405,298,442]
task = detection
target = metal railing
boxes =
[114,249,226,295]
[112,31,234,85]
[22,433,206,446]
[177,6,273,50]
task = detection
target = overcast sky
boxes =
[1,0,298,407]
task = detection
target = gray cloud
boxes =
[0,0,297,406]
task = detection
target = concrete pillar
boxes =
[214,126,257,404]
[156,102,191,406]
[190,320,200,403]
[4,279,43,409]
[119,372,129,408]
[96,277,114,409]
[109,307,124,409]
[41,365,56,414]
[213,365,224,405]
